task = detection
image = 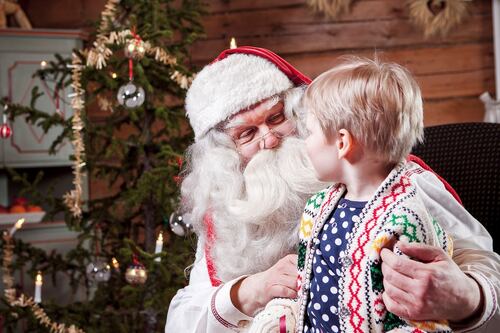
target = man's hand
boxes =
[231,254,298,316]
[380,242,483,323]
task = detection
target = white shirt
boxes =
[165,162,499,332]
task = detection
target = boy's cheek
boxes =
[305,139,315,160]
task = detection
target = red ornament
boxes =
[173,175,182,185]
[0,124,12,139]
[176,156,183,169]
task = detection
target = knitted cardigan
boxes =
[296,162,453,333]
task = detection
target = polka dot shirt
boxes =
[304,198,367,333]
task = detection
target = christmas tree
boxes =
[1,0,204,332]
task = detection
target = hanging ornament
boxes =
[1,106,13,139]
[116,56,145,108]
[169,211,193,236]
[86,259,111,282]
[117,81,145,108]
[125,255,147,285]
[124,28,146,60]
[307,0,352,19]
[124,39,146,60]
[408,0,469,37]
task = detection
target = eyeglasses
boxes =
[232,117,296,151]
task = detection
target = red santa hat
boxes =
[185,46,311,140]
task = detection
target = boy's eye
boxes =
[267,112,286,125]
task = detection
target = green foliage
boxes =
[1,0,205,331]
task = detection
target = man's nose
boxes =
[259,129,280,150]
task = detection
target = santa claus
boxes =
[165,47,499,332]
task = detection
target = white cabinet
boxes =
[0,29,86,167]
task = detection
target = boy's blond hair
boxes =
[304,56,424,163]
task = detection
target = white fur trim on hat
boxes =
[186,54,294,139]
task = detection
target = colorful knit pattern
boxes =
[296,162,453,333]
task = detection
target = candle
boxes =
[230,37,237,49]
[154,232,163,262]
[34,271,42,303]
[9,218,25,236]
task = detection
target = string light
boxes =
[230,37,237,49]
[111,257,120,270]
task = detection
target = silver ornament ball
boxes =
[86,259,111,282]
[117,82,145,108]
[169,211,193,236]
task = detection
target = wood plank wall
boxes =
[14,0,495,200]
[17,0,495,125]
[193,0,495,126]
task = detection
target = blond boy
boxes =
[296,57,453,333]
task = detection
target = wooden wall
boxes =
[16,0,495,125]
[12,0,495,201]
[195,0,494,125]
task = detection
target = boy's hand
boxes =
[380,242,482,323]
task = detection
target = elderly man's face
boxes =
[224,98,296,161]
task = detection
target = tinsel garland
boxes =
[2,232,85,333]
[63,53,85,218]
[64,0,194,217]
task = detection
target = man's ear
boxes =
[337,129,353,159]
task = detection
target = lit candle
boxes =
[9,218,25,236]
[154,232,163,262]
[34,271,42,303]
[230,37,237,49]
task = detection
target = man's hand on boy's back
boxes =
[380,241,483,324]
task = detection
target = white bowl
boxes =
[0,212,46,225]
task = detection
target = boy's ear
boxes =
[337,129,353,159]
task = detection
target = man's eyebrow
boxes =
[224,118,248,130]
[224,96,283,130]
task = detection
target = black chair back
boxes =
[412,123,499,252]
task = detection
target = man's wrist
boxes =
[450,274,484,325]
[230,275,260,316]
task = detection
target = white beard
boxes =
[181,134,325,282]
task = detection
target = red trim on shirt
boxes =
[203,212,222,287]
[407,154,462,205]
[210,285,238,328]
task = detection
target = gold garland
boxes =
[2,232,85,333]
[408,0,470,37]
[307,0,352,18]
[64,0,194,217]
[64,53,85,218]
